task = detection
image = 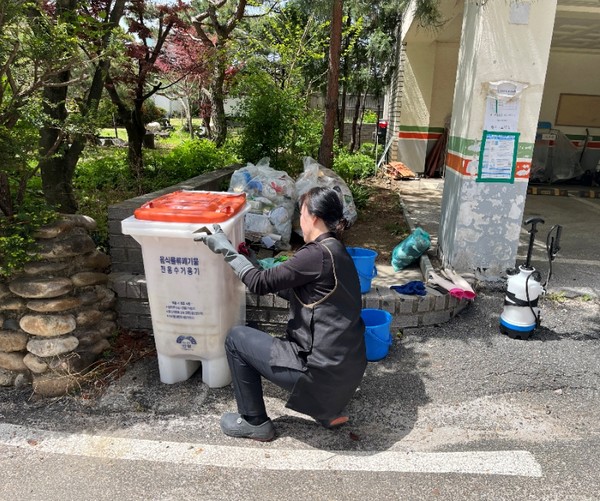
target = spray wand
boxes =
[544,225,562,287]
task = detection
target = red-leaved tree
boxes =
[155,27,212,138]
[104,0,189,184]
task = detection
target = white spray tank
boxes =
[500,217,562,340]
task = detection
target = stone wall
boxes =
[0,215,116,397]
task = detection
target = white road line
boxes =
[568,196,600,213]
[0,423,542,477]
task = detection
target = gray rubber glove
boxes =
[195,225,255,279]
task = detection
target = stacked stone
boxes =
[0,215,116,397]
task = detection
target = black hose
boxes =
[544,224,562,286]
[525,273,541,328]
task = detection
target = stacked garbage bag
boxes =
[229,156,358,249]
[296,156,357,229]
[228,158,297,250]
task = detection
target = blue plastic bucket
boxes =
[347,247,378,293]
[361,308,393,361]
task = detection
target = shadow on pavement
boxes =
[266,341,430,452]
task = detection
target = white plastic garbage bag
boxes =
[295,157,358,233]
[228,158,296,249]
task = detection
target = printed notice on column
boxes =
[483,80,526,132]
[477,131,520,183]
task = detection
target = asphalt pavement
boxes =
[1,179,599,500]
[397,177,600,298]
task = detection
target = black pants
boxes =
[225,325,302,418]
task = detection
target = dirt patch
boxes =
[76,329,156,400]
[342,173,411,264]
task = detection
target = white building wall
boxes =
[540,50,600,137]
[401,43,435,127]
[430,42,459,127]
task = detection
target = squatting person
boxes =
[198,186,367,441]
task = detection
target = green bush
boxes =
[235,73,323,174]
[96,99,119,128]
[0,202,58,278]
[333,150,376,182]
[236,75,301,171]
[357,142,383,159]
[291,108,323,164]
[74,148,131,191]
[348,182,371,211]
[73,140,239,248]
[144,139,239,189]
[142,101,167,124]
[74,149,134,249]
[362,110,378,124]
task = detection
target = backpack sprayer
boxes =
[500,217,563,339]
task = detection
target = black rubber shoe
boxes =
[220,412,276,441]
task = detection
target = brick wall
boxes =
[107,167,470,334]
[108,167,237,274]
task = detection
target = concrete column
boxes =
[439,0,557,278]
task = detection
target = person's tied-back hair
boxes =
[299,186,348,239]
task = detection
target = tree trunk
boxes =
[38,0,125,213]
[179,97,193,138]
[40,149,81,214]
[39,56,111,213]
[357,89,368,151]
[318,0,343,169]
[337,13,352,148]
[349,89,363,153]
[210,61,227,147]
[38,0,74,211]
[38,68,79,213]
[126,102,147,190]
[337,84,347,147]
[0,172,14,217]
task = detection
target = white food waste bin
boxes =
[121,190,249,387]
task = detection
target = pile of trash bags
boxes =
[229,156,357,250]
[296,157,357,227]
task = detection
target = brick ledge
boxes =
[108,272,470,334]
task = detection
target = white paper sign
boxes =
[484,97,520,132]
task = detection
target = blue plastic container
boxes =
[347,247,378,293]
[361,308,393,361]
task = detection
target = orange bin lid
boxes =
[134,191,247,223]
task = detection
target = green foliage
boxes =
[96,99,119,128]
[333,150,376,182]
[0,203,58,278]
[143,139,240,188]
[239,5,330,92]
[141,101,167,125]
[74,149,132,248]
[74,140,239,247]
[348,181,371,211]
[236,73,318,172]
[75,149,131,191]
[362,110,378,124]
[357,142,383,159]
[384,221,408,238]
[291,108,324,162]
[546,291,567,303]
